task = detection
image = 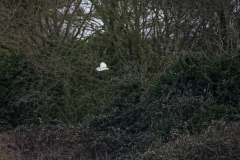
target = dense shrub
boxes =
[4,120,240,159]
[7,124,97,159]
[206,54,240,105]
[6,123,155,159]
[142,53,240,137]
[0,52,26,131]
[138,121,240,160]
[153,53,240,106]
[1,53,240,159]
[187,104,238,132]
[170,54,207,96]
[88,81,156,154]
[87,53,240,145]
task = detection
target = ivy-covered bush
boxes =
[170,54,208,96]
[206,54,240,105]
[90,80,157,134]
[187,104,238,132]
[147,53,240,135]
[87,53,240,145]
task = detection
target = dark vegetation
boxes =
[1,0,240,159]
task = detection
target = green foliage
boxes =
[153,54,240,105]
[153,120,172,137]
[81,53,240,147]
[172,55,207,94]
[138,121,240,160]
[187,104,237,132]
[113,82,142,108]
[143,53,240,137]
[206,54,240,105]
[0,53,22,79]
[146,55,209,122]
[1,0,240,158]
[91,82,147,133]
[139,55,205,138]
[0,52,25,131]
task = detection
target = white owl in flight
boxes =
[96,62,109,71]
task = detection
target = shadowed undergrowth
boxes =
[1,53,240,159]
[0,120,239,159]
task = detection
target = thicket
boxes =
[0,51,27,131]
[88,53,240,143]
[1,0,240,159]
